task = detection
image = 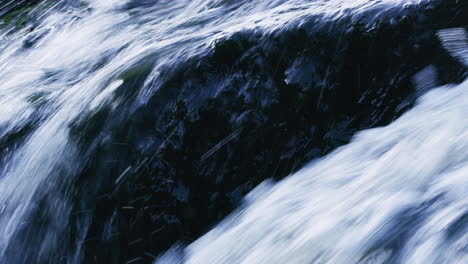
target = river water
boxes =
[0,0,465,263]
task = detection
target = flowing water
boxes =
[160,78,468,263]
[158,30,468,264]
[157,21,468,264]
[0,0,466,263]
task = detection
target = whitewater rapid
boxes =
[157,34,468,264]
[0,0,464,263]
[159,78,468,264]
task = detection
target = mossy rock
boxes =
[2,6,34,27]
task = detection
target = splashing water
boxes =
[0,0,462,263]
[156,37,468,264]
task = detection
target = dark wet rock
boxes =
[57,0,468,263]
[0,0,87,32]
[0,0,42,17]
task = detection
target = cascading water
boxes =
[0,0,466,263]
[160,73,468,264]
[157,27,468,263]
[156,25,468,264]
